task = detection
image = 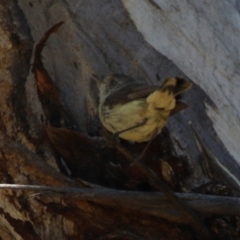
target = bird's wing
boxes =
[105,77,191,114]
[105,83,159,107]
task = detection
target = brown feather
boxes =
[173,77,192,95]
[170,102,188,116]
[106,83,158,107]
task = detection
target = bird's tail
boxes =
[146,77,192,113]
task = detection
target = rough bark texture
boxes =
[0,0,240,239]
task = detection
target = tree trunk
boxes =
[0,0,240,239]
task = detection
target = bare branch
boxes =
[0,183,239,223]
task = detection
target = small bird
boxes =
[99,74,192,143]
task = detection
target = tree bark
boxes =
[0,0,240,239]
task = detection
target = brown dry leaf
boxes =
[160,159,175,187]
[32,22,76,129]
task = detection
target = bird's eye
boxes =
[109,79,118,89]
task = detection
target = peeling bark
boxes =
[0,0,240,239]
